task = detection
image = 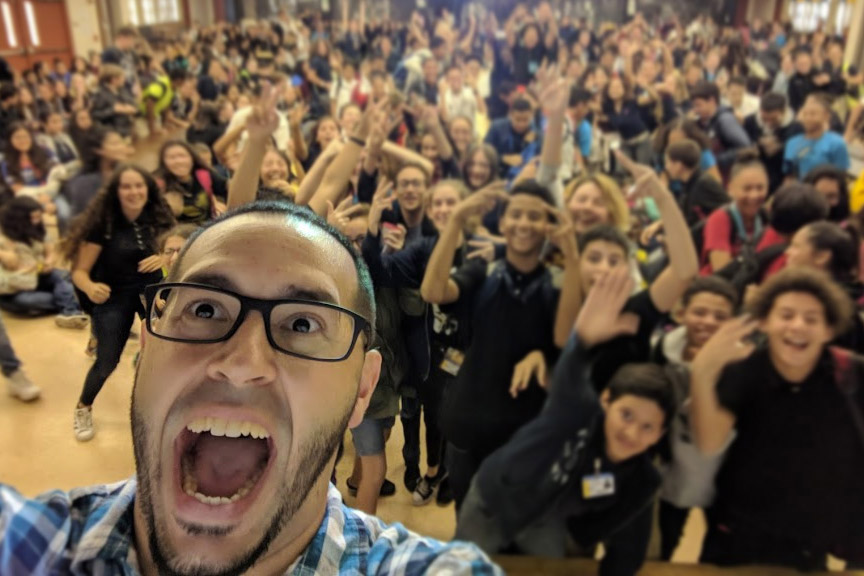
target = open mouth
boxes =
[782,337,809,352]
[176,417,275,508]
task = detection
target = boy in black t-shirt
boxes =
[421,179,583,509]
[691,267,864,569]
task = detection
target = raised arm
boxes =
[421,183,507,304]
[307,99,387,216]
[690,316,758,454]
[381,141,435,177]
[547,207,583,348]
[227,83,281,209]
[616,151,699,312]
[294,140,344,206]
[422,106,454,161]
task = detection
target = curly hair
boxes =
[747,267,854,336]
[564,173,631,233]
[2,122,55,185]
[654,118,713,156]
[60,164,176,262]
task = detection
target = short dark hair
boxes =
[0,82,17,102]
[805,93,832,113]
[730,149,767,180]
[794,47,812,59]
[508,179,556,209]
[666,140,702,170]
[170,201,376,334]
[607,363,677,429]
[804,164,851,222]
[396,162,431,186]
[569,87,592,107]
[116,26,138,38]
[579,224,630,257]
[804,221,860,282]
[769,182,829,235]
[690,81,720,103]
[729,76,747,88]
[748,267,854,335]
[511,97,533,113]
[760,92,787,112]
[682,276,739,310]
[498,81,517,97]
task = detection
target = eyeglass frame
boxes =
[141,282,373,363]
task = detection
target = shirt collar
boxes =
[71,479,139,571]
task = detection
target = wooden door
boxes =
[0,0,73,73]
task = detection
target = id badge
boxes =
[440,348,464,377]
[582,473,615,499]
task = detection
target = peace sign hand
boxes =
[247,81,283,144]
[545,206,578,261]
[614,150,669,203]
[369,178,395,236]
[453,182,509,226]
[326,195,366,235]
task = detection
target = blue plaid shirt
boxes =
[0,479,502,575]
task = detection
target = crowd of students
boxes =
[0,2,863,573]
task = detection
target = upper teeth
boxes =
[186,418,270,439]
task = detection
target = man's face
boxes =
[579,240,627,293]
[601,392,666,463]
[395,167,427,212]
[681,292,734,349]
[691,98,715,122]
[132,215,380,576]
[760,108,784,129]
[664,157,684,181]
[761,292,833,376]
[509,109,533,135]
[799,99,827,133]
[727,84,744,107]
[447,68,463,91]
[423,60,439,84]
[499,194,549,257]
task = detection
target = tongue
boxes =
[192,434,268,498]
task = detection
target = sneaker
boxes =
[346,478,396,498]
[5,370,40,402]
[412,470,448,507]
[55,314,90,330]
[436,476,454,507]
[404,465,421,492]
[74,406,95,442]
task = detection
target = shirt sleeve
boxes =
[700,149,718,171]
[451,259,488,305]
[578,121,593,158]
[702,209,733,257]
[715,362,751,416]
[84,223,106,246]
[783,138,797,175]
[832,136,850,171]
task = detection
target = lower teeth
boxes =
[181,455,263,506]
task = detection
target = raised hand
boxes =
[247,81,283,143]
[692,315,759,378]
[575,267,640,348]
[453,182,509,225]
[354,95,390,143]
[614,149,668,202]
[510,350,548,398]
[545,206,578,261]
[368,177,395,236]
[288,101,309,128]
[326,195,366,234]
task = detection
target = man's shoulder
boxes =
[301,486,501,575]
[0,480,136,573]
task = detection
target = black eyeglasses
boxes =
[143,283,371,362]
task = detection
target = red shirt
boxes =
[700,208,786,275]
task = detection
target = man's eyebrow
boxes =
[182,272,340,305]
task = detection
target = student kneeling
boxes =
[456,268,675,576]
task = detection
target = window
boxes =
[1,1,17,47]
[127,0,181,26]
[789,0,851,33]
[23,1,39,46]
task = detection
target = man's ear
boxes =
[600,388,611,412]
[347,349,382,429]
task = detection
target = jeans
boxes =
[0,314,22,376]
[455,477,567,557]
[0,270,82,316]
[401,365,449,472]
[79,288,144,406]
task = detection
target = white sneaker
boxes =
[55,314,90,330]
[5,370,40,402]
[74,406,95,442]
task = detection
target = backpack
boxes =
[690,204,759,261]
[713,240,788,297]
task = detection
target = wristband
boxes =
[349,136,366,147]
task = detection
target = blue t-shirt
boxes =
[701,149,717,172]
[576,119,592,159]
[783,131,850,180]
